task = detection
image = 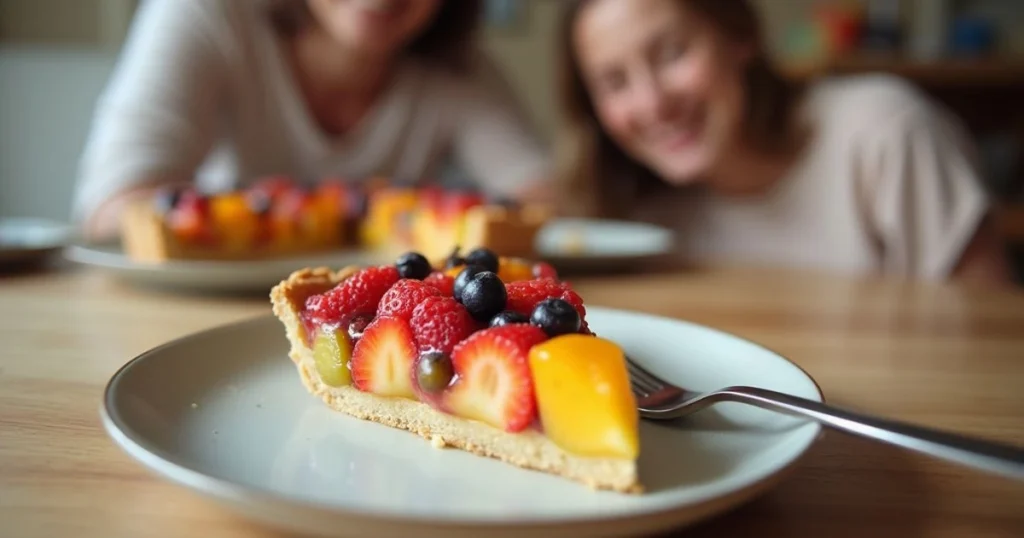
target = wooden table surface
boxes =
[2,264,1023,537]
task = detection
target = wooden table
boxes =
[2,264,1023,537]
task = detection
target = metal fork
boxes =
[625,356,1024,481]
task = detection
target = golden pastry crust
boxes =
[269,268,642,494]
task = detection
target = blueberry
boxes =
[453,264,487,302]
[490,310,529,328]
[464,248,499,273]
[415,351,455,394]
[153,187,183,214]
[444,246,465,270]
[460,272,508,322]
[246,190,273,216]
[530,298,581,337]
[396,251,432,280]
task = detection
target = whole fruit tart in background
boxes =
[119,176,550,263]
[269,248,642,493]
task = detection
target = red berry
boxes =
[304,266,400,326]
[444,324,547,433]
[350,316,417,398]
[505,280,581,317]
[532,262,558,280]
[423,272,455,297]
[377,279,441,322]
[409,296,477,355]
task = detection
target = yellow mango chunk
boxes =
[209,194,258,251]
[528,335,639,459]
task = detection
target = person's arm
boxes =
[861,97,1011,285]
[72,0,228,241]
[449,53,553,203]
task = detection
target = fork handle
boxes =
[714,386,1024,481]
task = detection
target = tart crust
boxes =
[269,267,642,494]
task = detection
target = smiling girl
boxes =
[73,0,550,241]
[557,0,1009,282]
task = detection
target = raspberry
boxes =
[479,323,549,351]
[304,265,399,325]
[532,262,559,280]
[423,272,455,297]
[377,279,441,322]
[505,280,583,318]
[409,296,477,354]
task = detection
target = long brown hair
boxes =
[555,0,804,218]
[267,0,484,72]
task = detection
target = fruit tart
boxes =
[361,185,551,262]
[269,248,641,493]
[120,177,362,262]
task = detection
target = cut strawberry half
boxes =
[350,316,417,399]
[444,325,547,433]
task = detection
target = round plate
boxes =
[0,217,74,266]
[101,307,823,537]
[65,244,388,293]
[535,219,675,271]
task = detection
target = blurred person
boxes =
[73,0,550,241]
[556,0,1010,283]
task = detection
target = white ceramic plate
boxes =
[67,218,674,292]
[101,307,823,537]
[65,244,389,294]
[0,217,74,266]
[535,218,675,271]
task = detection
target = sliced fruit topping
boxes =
[464,247,499,273]
[489,310,529,328]
[210,193,260,249]
[245,189,273,216]
[167,190,213,244]
[460,271,508,322]
[304,265,400,326]
[497,257,533,282]
[377,279,441,322]
[414,351,455,395]
[350,316,417,398]
[530,298,581,337]
[395,251,432,280]
[409,296,477,355]
[312,327,353,387]
[528,335,639,459]
[453,264,487,302]
[505,279,586,320]
[445,325,547,433]
[423,272,455,296]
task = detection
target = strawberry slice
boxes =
[444,325,547,432]
[350,316,417,399]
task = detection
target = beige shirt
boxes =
[71,0,549,223]
[637,75,990,281]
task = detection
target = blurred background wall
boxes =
[2,0,1023,241]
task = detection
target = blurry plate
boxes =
[65,243,388,294]
[0,217,74,267]
[535,219,675,271]
[101,307,822,538]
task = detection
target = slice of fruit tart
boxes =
[269,248,642,493]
